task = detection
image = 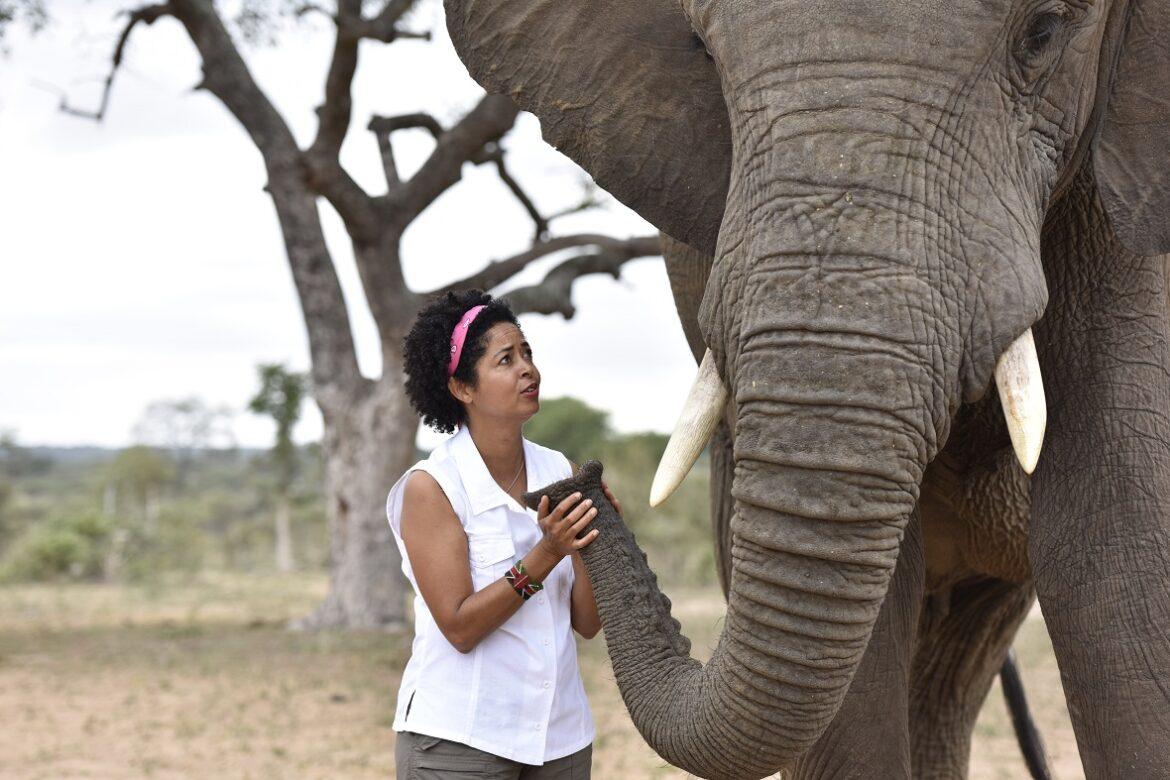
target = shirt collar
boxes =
[450,425,536,516]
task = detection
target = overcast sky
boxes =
[0,0,699,451]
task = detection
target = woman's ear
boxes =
[1093,0,1170,256]
[448,376,473,405]
[444,0,731,255]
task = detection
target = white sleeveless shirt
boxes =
[385,425,594,765]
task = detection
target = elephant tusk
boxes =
[650,349,729,507]
[995,328,1047,474]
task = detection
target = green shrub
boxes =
[0,512,112,582]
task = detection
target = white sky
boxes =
[0,0,699,450]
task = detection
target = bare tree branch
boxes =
[432,234,661,299]
[301,155,379,237]
[502,236,663,318]
[351,20,429,43]
[351,0,429,42]
[367,112,441,187]
[369,112,444,139]
[469,142,547,239]
[306,0,361,160]
[369,106,546,238]
[166,0,364,391]
[546,178,604,221]
[394,93,520,225]
[291,1,430,43]
[293,3,334,21]
[369,128,400,187]
[58,3,171,121]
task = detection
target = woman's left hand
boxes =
[601,480,622,517]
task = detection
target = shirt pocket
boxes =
[467,533,516,590]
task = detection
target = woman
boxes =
[386,289,614,779]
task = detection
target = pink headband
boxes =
[447,305,487,377]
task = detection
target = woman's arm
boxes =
[569,552,601,639]
[400,470,596,653]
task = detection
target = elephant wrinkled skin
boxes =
[448,0,1170,777]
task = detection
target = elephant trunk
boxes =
[533,318,939,778]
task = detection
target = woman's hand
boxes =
[537,492,600,558]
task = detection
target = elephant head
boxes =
[447,0,1170,776]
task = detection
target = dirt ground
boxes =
[0,572,1083,779]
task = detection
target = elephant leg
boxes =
[1031,168,1170,775]
[909,576,1034,779]
[789,514,925,780]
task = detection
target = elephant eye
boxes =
[1019,11,1066,57]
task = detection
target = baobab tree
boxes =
[66,0,661,629]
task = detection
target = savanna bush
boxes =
[0,511,112,582]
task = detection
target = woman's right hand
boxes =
[536,492,600,558]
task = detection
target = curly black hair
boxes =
[403,289,521,433]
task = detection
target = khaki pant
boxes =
[395,730,592,779]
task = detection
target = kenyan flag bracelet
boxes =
[505,559,544,600]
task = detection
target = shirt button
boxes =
[543,680,551,689]
[537,595,546,605]
[542,638,550,647]
[477,554,485,562]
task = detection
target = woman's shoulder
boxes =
[402,469,457,518]
[386,444,469,533]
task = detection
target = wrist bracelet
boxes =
[505,559,544,601]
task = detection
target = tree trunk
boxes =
[103,527,129,582]
[291,364,418,631]
[144,487,160,534]
[274,495,294,573]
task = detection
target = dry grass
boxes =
[0,572,1082,779]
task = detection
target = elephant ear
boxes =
[1093,0,1170,256]
[661,233,712,363]
[444,0,731,255]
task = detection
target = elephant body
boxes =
[451,0,1170,776]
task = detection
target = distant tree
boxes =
[132,398,235,489]
[247,363,306,572]
[64,0,661,629]
[0,430,52,478]
[105,445,176,521]
[103,445,176,577]
[0,0,45,43]
[523,397,611,466]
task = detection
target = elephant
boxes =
[449,0,1170,777]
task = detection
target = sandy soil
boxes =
[0,572,1083,779]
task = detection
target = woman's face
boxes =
[451,321,541,425]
